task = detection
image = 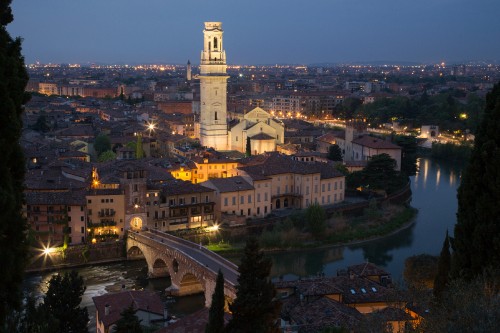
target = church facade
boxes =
[228,107,284,155]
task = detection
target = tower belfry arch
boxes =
[199,22,229,151]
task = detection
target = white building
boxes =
[198,22,229,151]
[228,107,285,154]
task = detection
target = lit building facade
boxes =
[199,22,229,150]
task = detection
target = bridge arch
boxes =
[126,230,238,307]
[152,258,170,277]
[127,245,145,260]
[178,272,205,296]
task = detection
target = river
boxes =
[24,157,461,330]
[268,157,462,281]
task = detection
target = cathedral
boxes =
[197,22,284,154]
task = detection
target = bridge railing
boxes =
[128,230,238,288]
[148,228,239,271]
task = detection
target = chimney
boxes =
[105,304,110,316]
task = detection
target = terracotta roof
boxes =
[155,308,231,333]
[352,136,401,150]
[161,180,215,196]
[250,132,275,140]
[25,189,87,206]
[239,153,344,179]
[93,290,164,329]
[316,131,345,143]
[347,262,390,278]
[281,296,362,332]
[203,176,254,193]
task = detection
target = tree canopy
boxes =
[226,237,281,333]
[94,133,111,157]
[42,271,89,333]
[0,0,30,326]
[327,144,343,161]
[452,81,500,281]
[112,304,143,333]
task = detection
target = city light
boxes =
[42,245,55,255]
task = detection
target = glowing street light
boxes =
[42,246,55,256]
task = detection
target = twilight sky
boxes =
[8,0,500,65]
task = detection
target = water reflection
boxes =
[267,157,463,280]
[348,223,415,267]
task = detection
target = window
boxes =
[224,198,228,206]
[257,207,260,214]
[215,112,218,120]
[81,227,85,234]
[322,184,325,193]
[205,195,209,203]
[80,216,84,221]
[328,183,331,191]
[306,186,309,195]
[257,193,261,202]
[232,196,236,205]
[248,208,251,216]
[67,206,71,212]
[264,193,268,201]
[101,199,105,203]
[191,197,196,204]
[315,185,318,193]
[240,196,244,204]
[340,181,343,190]
[248,195,252,203]
[110,199,113,203]
[334,182,338,190]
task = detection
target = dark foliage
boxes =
[327,144,343,161]
[403,254,438,289]
[206,270,225,333]
[226,237,281,333]
[433,231,451,299]
[452,82,500,281]
[112,304,143,333]
[0,0,30,327]
[43,271,89,333]
[245,137,251,157]
[94,133,112,157]
[347,153,406,194]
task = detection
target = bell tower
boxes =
[199,22,228,150]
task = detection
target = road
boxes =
[138,230,240,286]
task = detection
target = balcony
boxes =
[98,210,116,218]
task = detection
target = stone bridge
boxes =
[127,229,238,307]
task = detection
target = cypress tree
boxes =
[245,137,251,157]
[0,0,30,327]
[433,231,451,299]
[452,82,500,280]
[206,270,225,333]
[113,304,143,333]
[327,144,343,161]
[226,237,281,333]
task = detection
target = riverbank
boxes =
[206,204,418,256]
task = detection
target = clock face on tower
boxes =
[131,216,143,230]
